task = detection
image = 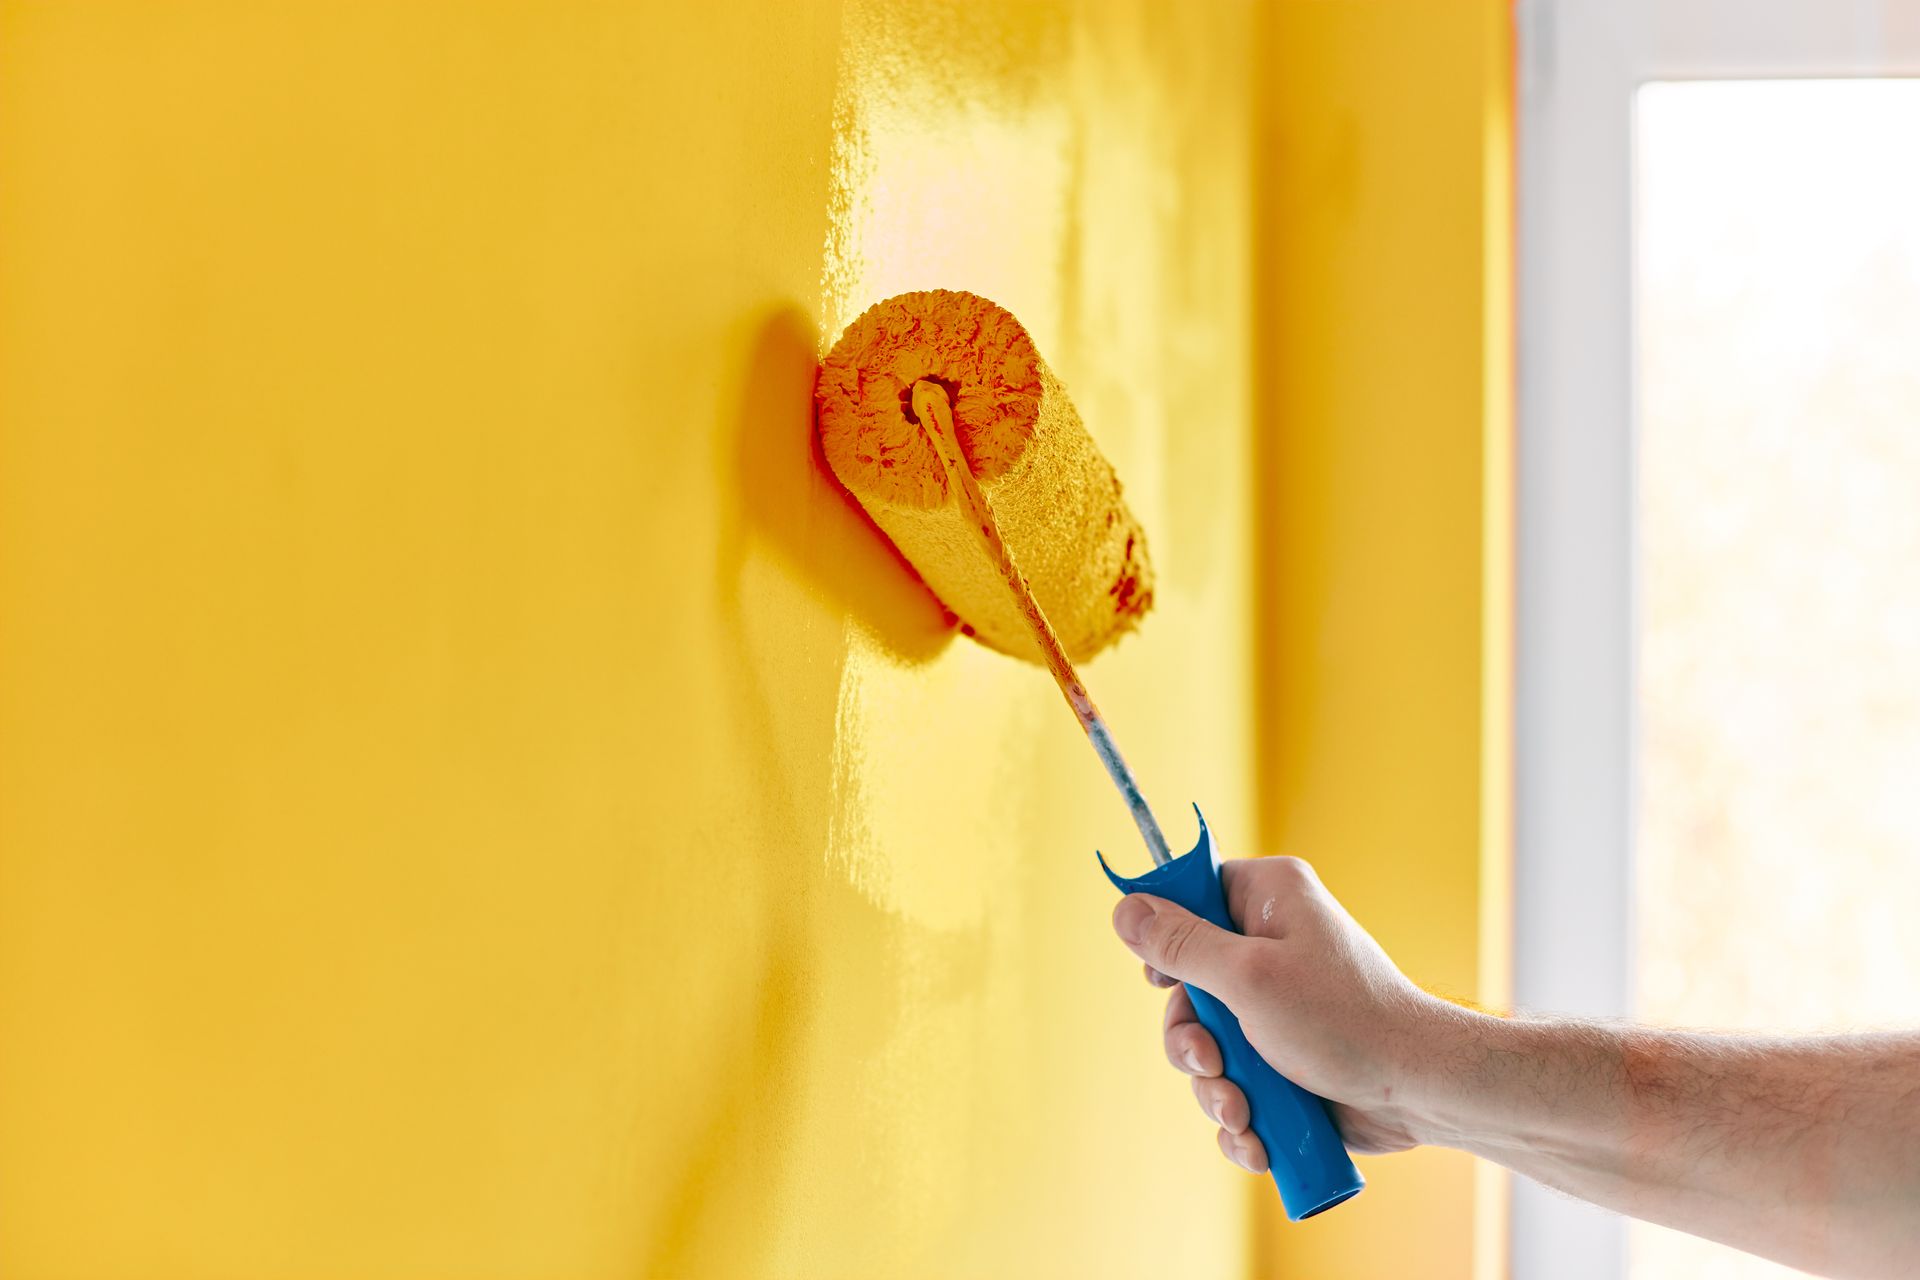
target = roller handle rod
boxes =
[911,379,1172,866]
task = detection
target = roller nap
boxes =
[815,290,1153,664]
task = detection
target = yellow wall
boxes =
[0,3,1268,1278]
[1254,3,1514,1278]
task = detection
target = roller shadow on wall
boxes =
[732,306,955,664]
[651,307,943,1275]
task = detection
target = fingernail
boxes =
[1185,1047,1205,1074]
[1113,896,1155,945]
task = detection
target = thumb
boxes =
[1112,894,1249,997]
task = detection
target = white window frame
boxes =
[1512,2,1920,1276]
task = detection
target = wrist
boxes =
[1394,1010,1631,1162]
[1381,999,1498,1149]
[1388,1006,1571,1153]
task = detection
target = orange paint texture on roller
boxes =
[815,290,1153,663]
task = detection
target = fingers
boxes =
[1113,879,1293,1180]
[1192,1075,1249,1133]
[1216,1125,1270,1175]
[1153,966,1262,1173]
[1112,894,1251,999]
[1162,984,1222,1077]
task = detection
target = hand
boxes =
[1114,862,1920,1276]
[1110,856,1457,1172]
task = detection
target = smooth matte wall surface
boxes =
[1255,3,1514,1278]
[0,2,1261,1277]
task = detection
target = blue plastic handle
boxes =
[1099,808,1364,1220]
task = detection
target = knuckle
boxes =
[1167,1023,1217,1075]
[1165,1025,1197,1070]
[1154,915,1200,971]
[1269,855,1317,888]
[1193,1077,1245,1130]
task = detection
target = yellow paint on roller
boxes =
[815,290,1153,663]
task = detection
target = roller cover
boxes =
[814,290,1153,664]
[1099,811,1366,1221]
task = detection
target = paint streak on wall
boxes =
[0,2,1261,1277]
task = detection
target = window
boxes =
[1632,77,1920,1280]
[1515,5,1920,1278]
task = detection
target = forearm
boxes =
[1403,1012,1920,1278]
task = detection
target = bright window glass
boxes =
[1634,79,1920,1280]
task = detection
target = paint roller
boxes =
[815,289,1364,1221]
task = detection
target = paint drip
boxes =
[814,289,1153,664]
